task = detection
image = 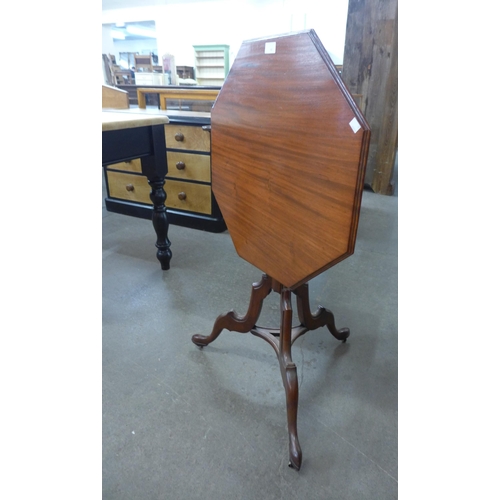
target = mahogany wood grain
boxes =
[211,30,370,289]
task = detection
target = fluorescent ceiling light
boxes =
[111,30,125,39]
[126,25,156,38]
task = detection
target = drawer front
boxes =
[167,151,210,182]
[165,180,212,214]
[107,171,212,215]
[165,124,210,152]
[107,171,151,204]
[107,158,142,173]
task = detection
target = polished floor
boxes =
[102,180,398,499]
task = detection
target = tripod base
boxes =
[192,274,349,471]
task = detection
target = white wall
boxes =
[102,0,349,74]
[102,24,115,56]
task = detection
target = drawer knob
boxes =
[176,161,186,170]
[175,132,184,142]
[178,192,187,200]
[125,184,134,192]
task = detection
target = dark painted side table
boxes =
[102,111,172,270]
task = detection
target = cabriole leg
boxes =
[279,288,302,470]
[192,274,272,347]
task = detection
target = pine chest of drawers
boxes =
[104,113,226,233]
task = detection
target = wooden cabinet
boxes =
[193,45,229,86]
[104,113,226,233]
[135,72,165,86]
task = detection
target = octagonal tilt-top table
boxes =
[191,30,371,471]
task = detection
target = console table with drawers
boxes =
[102,110,172,270]
[103,108,227,233]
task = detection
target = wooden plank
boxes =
[342,0,398,194]
[102,84,129,109]
[101,111,168,132]
[136,87,219,109]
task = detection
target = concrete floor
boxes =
[102,182,398,499]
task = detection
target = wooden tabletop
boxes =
[211,30,370,289]
[102,109,169,131]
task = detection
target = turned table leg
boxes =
[148,177,172,271]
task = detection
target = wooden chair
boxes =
[177,66,195,80]
[134,54,153,72]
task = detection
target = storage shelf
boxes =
[193,44,229,86]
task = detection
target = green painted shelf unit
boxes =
[193,44,230,86]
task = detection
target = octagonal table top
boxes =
[211,30,370,289]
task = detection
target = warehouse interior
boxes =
[102,0,398,498]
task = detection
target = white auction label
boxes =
[265,42,276,54]
[349,117,361,133]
